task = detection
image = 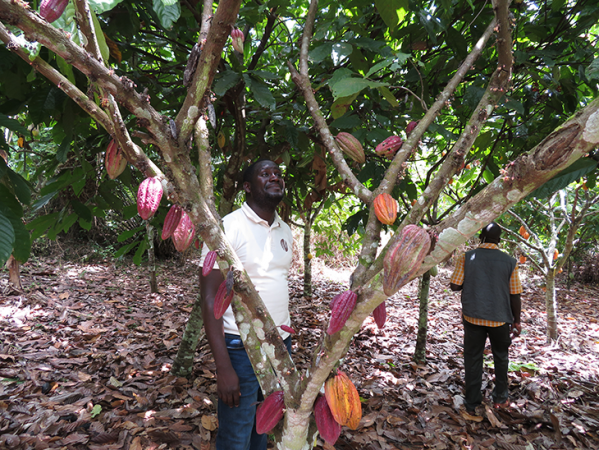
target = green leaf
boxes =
[309,43,333,63]
[152,0,180,29]
[91,9,110,63]
[329,77,388,101]
[0,208,15,266]
[26,213,58,240]
[365,58,395,78]
[504,97,524,115]
[377,86,399,107]
[528,158,598,199]
[71,200,93,222]
[329,114,363,129]
[78,217,92,231]
[331,94,359,119]
[133,238,148,265]
[375,0,409,32]
[586,58,599,81]
[56,56,76,85]
[214,70,242,97]
[247,77,276,110]
[118,226,144,242]
[115,240,139,258]
[0,186,23,217]
[61,212,78,233]
[7,167,32,205]
[9,212,29,263]
[88,0,124,14]
[0,114,27,135]
[90,404,102,418]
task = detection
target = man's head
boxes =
[480,222,501,244]
[243,159,285,208]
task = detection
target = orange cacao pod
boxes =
[213,280,234,320]
[137,177,163,220]
[231,28,244,53]
[372,301,386,329]
[324,371,361,430]
[314,395,341,445]
[518,255,526,264]
[335,132,365,164]
[161,205,183,240]
[383,225,431,296]
[256,390,285,435]
[519,225,530,240]
[202,251,217,277]
[40,0,69,23]
[553,249,559,261]
[327,290,357,335]
[373,193,397,225]
[375,136,403,159]
[406,120,418,135]
[172,211,195,252]
[105,139,127,180]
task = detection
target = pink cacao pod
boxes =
[335,132,365,164]
[327,290,357,335]
[314,395,341,445]
[280,324,296,334]
[40,0,69,23]
[372,301,386,329]
[172,211,195,252]
[383,225,431,296]
[231,28,244,53]
[406,120,418,135]
[213,280,234,320]
[373,193,397,225]
[202,250,217,277]
[137,177,163,220]
[105,139,127,179]
[161,205,183,240]
[375,136,403,159]
[256,390,285,435]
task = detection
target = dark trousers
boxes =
[463,319,511,410]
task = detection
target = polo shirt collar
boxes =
[478,243,499,250]
[241,202,281,228]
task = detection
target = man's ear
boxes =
[243,181,251,195]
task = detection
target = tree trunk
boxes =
[303,219,313,297]
[7,255,22,290]
[413,270,431,364]
[172,294,205,377]
[146,223,158,293]
[545,272,558,341]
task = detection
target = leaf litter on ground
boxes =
[0,254,597,450]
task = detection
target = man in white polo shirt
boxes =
[199,159,293,450]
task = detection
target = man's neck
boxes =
[246,199,276,225]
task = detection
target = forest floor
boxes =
[0,246,598,450]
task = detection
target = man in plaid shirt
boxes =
[450,222,522,414]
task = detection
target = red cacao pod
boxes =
[172,211,195,252]
[231,28,244,53]
[161,205,183,240]
[137,177,163,220]
[256,390,285,435]
[327,290,357,335]
[314,395,341,445]
[373,193,397,225]
[279,324,296,334]
[202,250,217,277]
[213,280,234,320]
[324,371,361,430]
[375,136,403,159]
[406,120,418,135]
[372,301,386,329]
[40,0,69,23]
[383,225,431,296]
[105,139,127,179]
[335,132,365,164]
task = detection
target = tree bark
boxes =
[172,294,205,377]
[146,223,158,294]
[545,271,558,341]
[303,218,313,297]
[414,270,431,364]
[7,255,22,290]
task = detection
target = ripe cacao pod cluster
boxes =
[105,139,127,179]
[256,390,285,434]
[519,225,530,240]
[324,371,362,430]
[383,225,431,296]
[373,193,397,225]
[335,132,365,164]
[327,290,357,335]
[137,177,163,220]
[40,0,69,23]
[172,211,196,252]
[375,136,403,159]
[314,395,341,445]
[231,28,244,53]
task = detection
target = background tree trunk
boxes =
[7,255,22,290]
[414,270,431,364]
[303,218,313,297]
[146,223,158,293]
[172,294,205,377]
[545,272,558,341]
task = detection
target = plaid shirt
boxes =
[451,243,522,327]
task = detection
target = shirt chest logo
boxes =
[280,239,288,252]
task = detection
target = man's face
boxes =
[245,161,285,206]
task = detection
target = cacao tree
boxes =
[1,0,599,448]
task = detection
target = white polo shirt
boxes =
[200,203,293,338]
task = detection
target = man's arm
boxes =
[200,269,240,407]
[510,293,522,337]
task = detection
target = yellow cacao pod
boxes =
[324,371,361,430]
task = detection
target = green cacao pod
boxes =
[137,177,163,220]
[202,250,217,277]
[372,301,386,329]
[383,225,431,296]
[335,132,365,164]
[256,390,285,435]
[429,265,438,277]
[161,205,183,240]
[40,0,69,23]
[105,139,127,180]
[213,280,234,320]
[373,193,397,225]
[314,395,341,445]
[327,290,357,335]
[172,211,195,252]
[324,371,362,430]
[375,136,403,159]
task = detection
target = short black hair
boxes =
[480,222,501,243]
[242,159,276,184]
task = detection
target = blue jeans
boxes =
[216,334,292,450]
